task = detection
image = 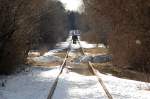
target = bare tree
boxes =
[84,0,150,72]
[0,0,68,74]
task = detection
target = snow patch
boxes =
[92,55,112,63]
[53,72,107,99]
[97,71,150,99]
[43,49,64,56]
[0,67,59,99]
[33,55,62,63]
[75,55,112,63]
[75,55,93,63]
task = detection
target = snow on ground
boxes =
[32,49,64,63]
[53,70,107,99]
[44,49,64,56]
[56,36,105,49]
[97,71,150,99]
[0,37,150,99]
[33,55,62,63]
[0,67,59,99]
[75,55,112,63]
[1,66,150,99]
[69,41,97,49]
[53,68,150,99]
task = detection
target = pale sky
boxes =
[59,0,83,12]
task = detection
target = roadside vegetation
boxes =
[83,0,150,75]
[0,0,68,74]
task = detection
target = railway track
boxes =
[47,40,113,99]
[78,40,113,99]
[47,41,71,99]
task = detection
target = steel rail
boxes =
[77,40,85,55]
[88,62,113,99]
[47,42,71,99]
[77,40,113,99]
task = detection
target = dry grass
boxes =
[27,59,61,67]
[53,52,66,58]
[84,48,108,55]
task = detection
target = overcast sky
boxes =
[59,0,84,12]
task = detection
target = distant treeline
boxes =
[0,0,68,74]
[83,0,150,72]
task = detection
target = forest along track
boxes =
[47,40,113,99]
